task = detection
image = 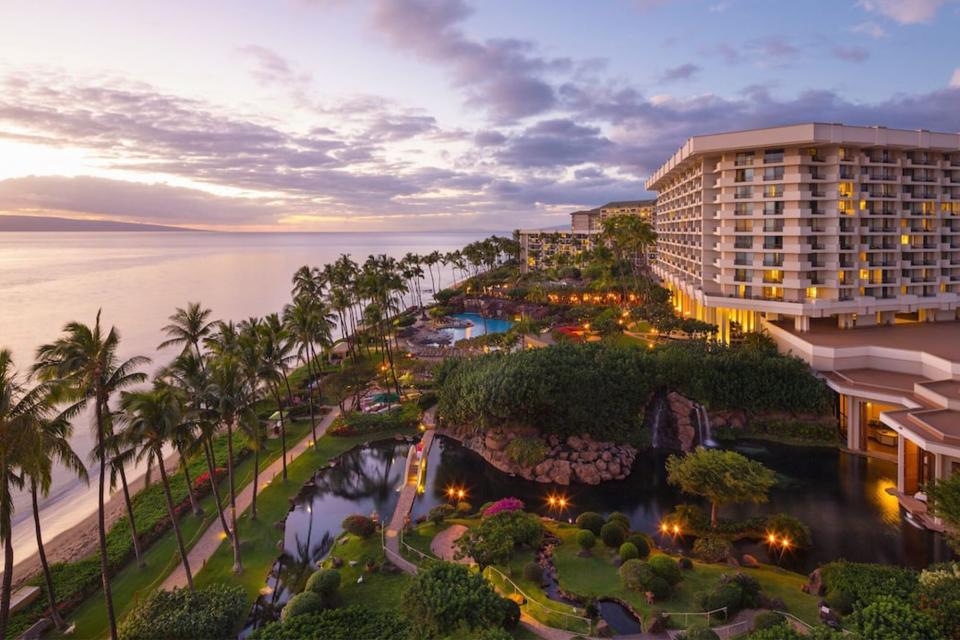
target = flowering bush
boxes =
[482,497,525,518]
[193,467,227,491]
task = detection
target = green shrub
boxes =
[919,563,960,640]
[429,504,455,524]
[499,597,521,629]
[619,560,671,599]
[678,557,693,570]
[523,561,543,583]
[698,583,743,615]
[824,590,854,616]
[743,624,803,640]
[606,511,631,530]
[281,592,324,622]
[820,561,918,610]
[626,533,652,558]
[417,392,438,410]
[250,606,409,640]
[692,536,732,563]
[118,584,247,640]
[577,529,596,552]
[745,417,839,444]
[765,513,812,549]
[402,563,513,637]
[677,623,720,640]
[456,501,473,515]
[455,511,543,568]
[619,542,639,561]
[504,437,548,466]
[305,569,341,597]
[600,522,626,548]
[341,515,376,538]
[648,555,681,586]
[328,402,420,437]
[850,595,941,640]
[752,611,786,631]
[575,512,605,535]
[722,572,761,608]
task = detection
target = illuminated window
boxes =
[859,269,869,280]
[901,234,910,246]
[859,199,868,211]
[806,287,818,299]
[839,200,855,215]
[839,182,855,198]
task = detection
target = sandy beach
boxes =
[7,452,181,591]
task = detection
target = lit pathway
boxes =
[162,407,342,590]
[383,427,435,574]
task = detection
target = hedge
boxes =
[328,402,420,437]
[117,584,246,640]
[250,606,409,640]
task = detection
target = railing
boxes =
[671,606,728,628]
[483,566,593,636]
[398,530,436,564]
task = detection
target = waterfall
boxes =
[695,404,717,448]
[651,398,666,448]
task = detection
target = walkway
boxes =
[383,425,436,574]
[162,407,342,590]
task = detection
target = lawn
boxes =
[54,417,316,639]
[549,522,819,628]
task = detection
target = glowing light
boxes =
[767,533,777,545]
[660,523,669,533]
[558,497,567,508]
[457,489,466,500]
[781,537,791,549]
[218,531,228,541]
[259,586,274,596]
[672,524,680,535]
[547,496,556,506]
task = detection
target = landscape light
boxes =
[767,533,777,545]
[457,488,466,500]
[660,523,669,534]
[672,524,680,535]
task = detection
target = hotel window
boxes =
[804,147,825,162]
[734,237,753,249]
[734,269,750,282]
[734,252,753,266]
[762,286,783,300]
[735,186,753,199]
[764,201,784,216]
[764,148,784,164]
[763,219,784,232]
[734,203,751,216]
[763,253,783,267]
[763,237,783,250]
[735,151,754,166]
[763,269,783,284]
[734,220,752,232]
[763,184,783,198]
[763,167,784,181]
[839,147,854,161]
[839,182,855,198]
[735,168,754,182]
[839,200,855,215]
[806,287,818,299]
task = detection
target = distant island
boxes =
[0,215,193,232]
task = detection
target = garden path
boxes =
[429,524,470,563]
[161,406,342,590]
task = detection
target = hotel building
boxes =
[647,123,960,500]
[520,200,656,272]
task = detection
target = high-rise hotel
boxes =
[647,123,960,503]
[647,123,960,340]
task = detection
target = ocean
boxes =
[0,230,486,562]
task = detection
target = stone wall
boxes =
[439,425,636,486]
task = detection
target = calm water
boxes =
[442,312,513,343]
[0,231,483,562]
[410,436,954,572]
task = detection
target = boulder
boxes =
[608,461,621,477]
[566,435,583,450]
[551,460,572,485]
[741,554,761,568]
[596,459,607,471]
[574,463,601,485]
[804,568,825,596]
[484,430,508,451]
[601,451,613,462]
[581,451,598,462]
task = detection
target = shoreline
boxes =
[7,451,181,591]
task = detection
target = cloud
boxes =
[370,0,570,121]
[0,175,281,226]
[851,21,887,38]
[660,63,701,82]
[857,0,950,23]
[951,68,960,88]
[495,119,613,168]
[832,46,870,62]
[238,45,311,89]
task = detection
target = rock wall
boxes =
[440,425,636,486]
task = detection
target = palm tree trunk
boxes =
[273,386,288,480]
[251,443,260,521]
[303,354,318,447]
[157,450,193,588]
[117,464,145,568]
[96,400,119,640]
[31,481,65,630]
[711,501,718,529]
[180,458,203,517]
[0,521,12,640]
[226,421,243,575]
[203,439,231,541]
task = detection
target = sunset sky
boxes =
[1,0,959,231]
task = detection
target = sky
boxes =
[0,0,959,232]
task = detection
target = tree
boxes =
[402,563,511,638]
[850,595,941,640]
[257,315,296,480]
[284,293,334,448]
[928,473,960,554]
[158,302,215,360]
[0,350,40,638]
[454,510,542,569]
[21,397,88,632]
[121,384,195,588]
[33,313,148,640]
[666,448,776,528]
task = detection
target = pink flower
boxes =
[482,497,525,517]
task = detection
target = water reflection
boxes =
[412,436,954,572]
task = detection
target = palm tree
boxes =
[283,295,334,449]
[0,350,41,638]
[207,353,253,575]
[258,315,296,480]
[101,412,147,568]
[121,385,194,588]
[163,352,232,540]
[158,302,215,361]
[33,312,148,640]
[20,396,87,632]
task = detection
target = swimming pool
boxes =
[442,312,513,343]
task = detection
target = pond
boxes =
[411,435,954,573]
[442,312,513,343]
[243,438,414,635]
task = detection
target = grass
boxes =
[193,425,419,601]
[54,418,315,640]
[323,534,412,612]
[549,522,819,628]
